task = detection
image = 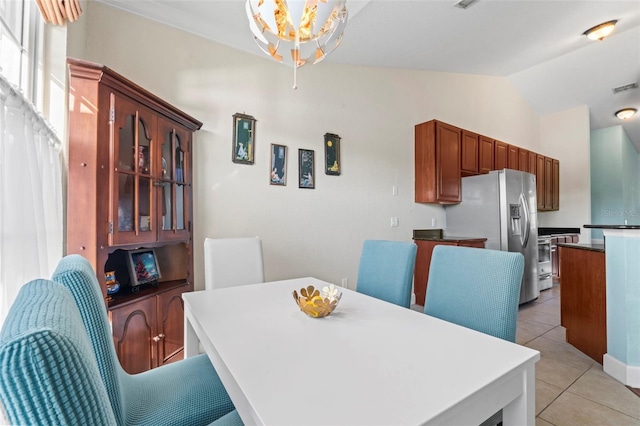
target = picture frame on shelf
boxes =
[298,149,315,189]
[232,113,256,164]
[136,145,150,175]
[324,133,341,175]
[270,144,288,186]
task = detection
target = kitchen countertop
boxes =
[583,224,640,230]
[538,227,581,236]
[557,242,605,253]
[414,236,488,242]
[412,229,486,242]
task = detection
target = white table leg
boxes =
[184,309,199,358]
[502,364,535,425]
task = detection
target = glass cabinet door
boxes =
[110,93,158,246]
[158,118,191,242]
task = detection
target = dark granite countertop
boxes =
[412,229,486,242]
[414,236,488,242]
[557,242,605,253]
[538,227,581,236]
[584,225,640,230]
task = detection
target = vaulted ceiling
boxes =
[96,0,640,151]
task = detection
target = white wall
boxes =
[538,105,591,242]
[71,2,545,290]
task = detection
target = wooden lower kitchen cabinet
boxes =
[551,234,579,280]
[559,244,606,364]
[110,284,188,374]
[413,238,486,306]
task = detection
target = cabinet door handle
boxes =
[152,334,165,342]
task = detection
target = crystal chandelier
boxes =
[246,0,348,89]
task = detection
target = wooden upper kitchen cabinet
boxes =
[528,151,537,174]
[461,130,479,176]
[518,148,529,172]
[507,144,519,170]
[67,58,202,373]
[478,136,494,174]
[536,154,546,210]
[415,120,462,204]
[494,140,508,170]
[552,159,560,210]
[536,155,560,212]
[413,119,560,210]
[544,156,553,209]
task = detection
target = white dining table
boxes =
[184,277,540,426]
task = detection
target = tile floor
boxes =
[517,284,640,425]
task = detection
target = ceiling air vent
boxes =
[454,0,479,10]
[612,82,638,94]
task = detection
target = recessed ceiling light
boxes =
[615,108,637,120]
[583,20,617,41]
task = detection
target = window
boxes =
[0,0,59,328]
[0,0,42,102]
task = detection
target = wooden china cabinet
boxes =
[66,58,202,373]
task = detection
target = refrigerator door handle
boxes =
[520,192,531,248]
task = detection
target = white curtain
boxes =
[0,73,63,327]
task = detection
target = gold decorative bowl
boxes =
[293,284,342,318]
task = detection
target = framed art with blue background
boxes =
[270,144,287,185]
[233,113,256,164]
[324,133,341,175]
[298,149,315,189]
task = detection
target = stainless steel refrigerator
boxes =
[444,169,539,304]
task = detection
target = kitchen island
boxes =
[558,242,606,363]
[583,225,640,387]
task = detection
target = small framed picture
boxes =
[298,149,315,189]
[270,144,288,186]
[324,133,341,175]
[135,146,150,175]
[232,113,256,164]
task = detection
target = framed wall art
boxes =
[324,133,341,175]
[232,113,256,164]
[298,149,315,189]
[270,144,288,186]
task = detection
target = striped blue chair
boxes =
[0,279,118,425]
[52,254,241,426]
[424,245,525,342]
[356,240,418,308]
[424,245,524,426]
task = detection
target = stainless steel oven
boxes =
[538,237,552,290]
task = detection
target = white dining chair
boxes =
[204,237,265,290]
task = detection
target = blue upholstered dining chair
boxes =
[51,254,242,426]
[424,245,524,342]
[0,279,119,425]
[356,240,418,308]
